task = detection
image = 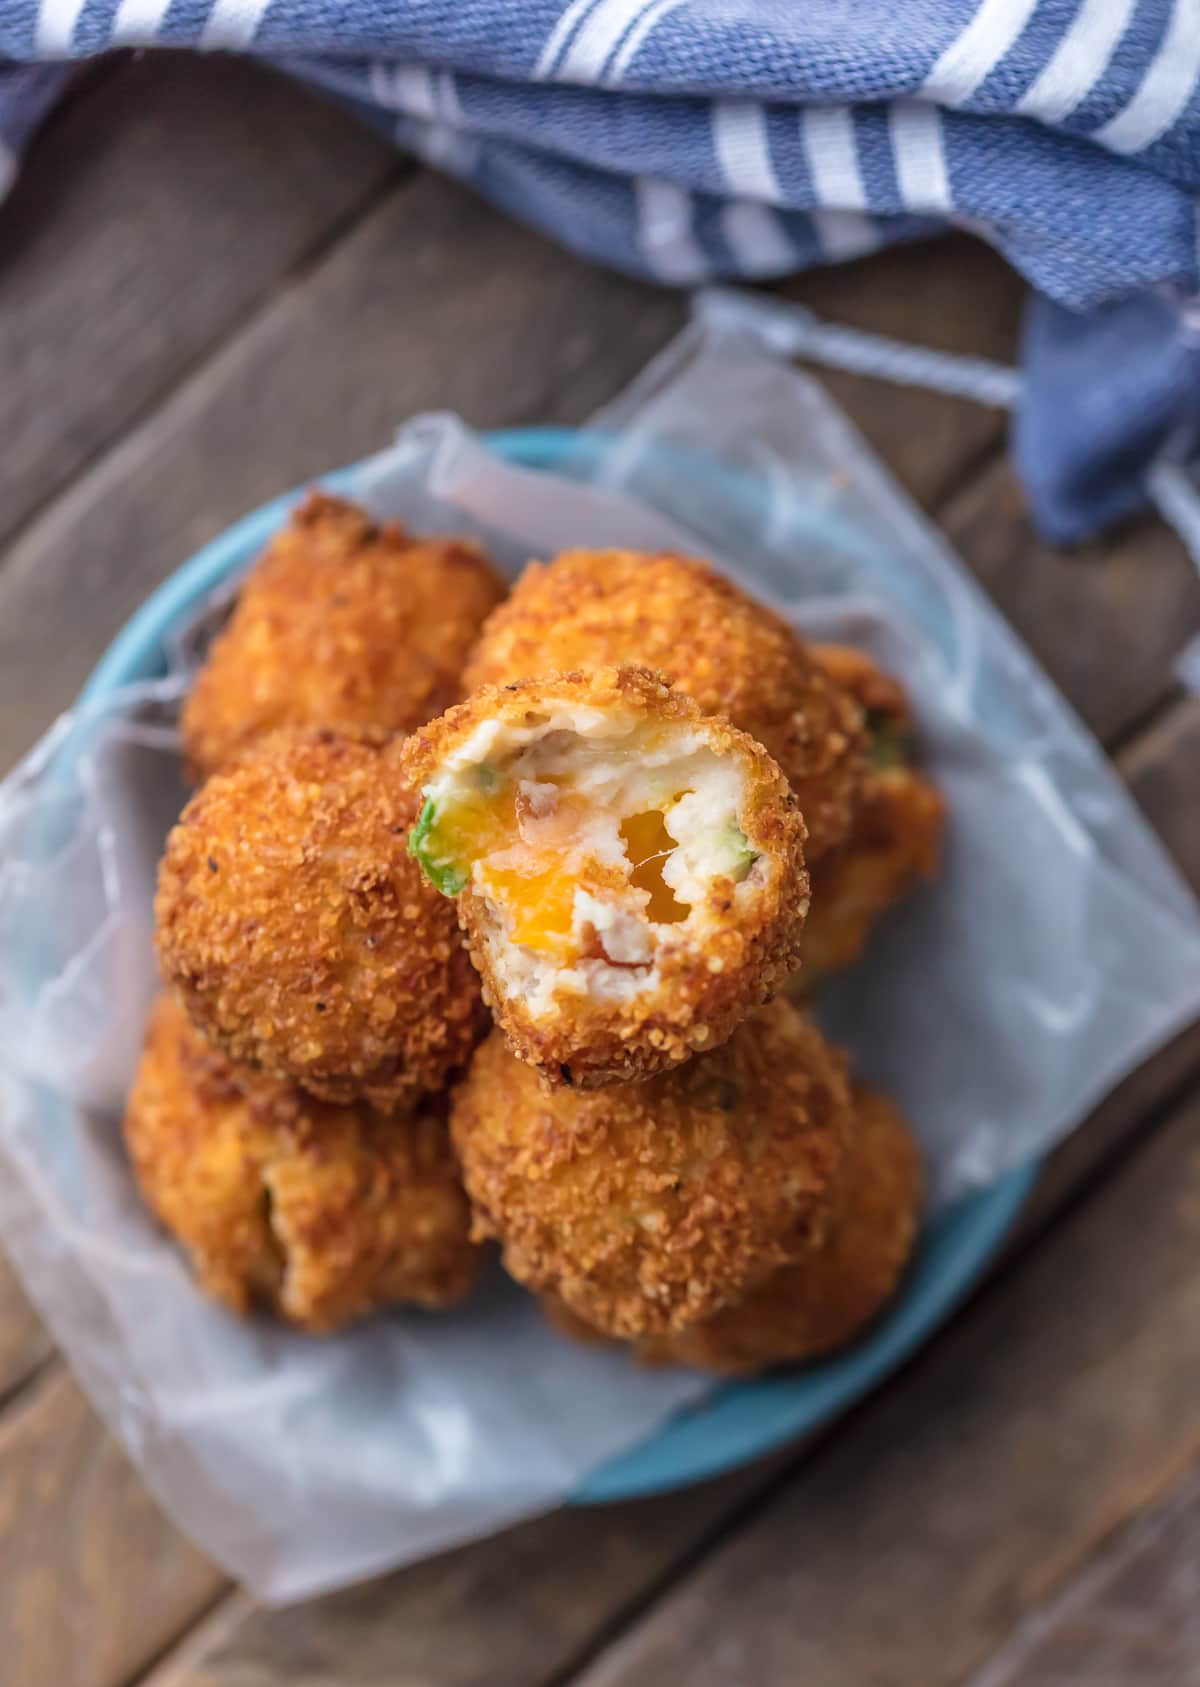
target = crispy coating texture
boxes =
[638,1083,921,1372]
[156,727,487,1110]
[812,643,910,723]
[801,645,945,978]
[464,549,866,859]
[124,996,480,1330]
[451,998,851,1338]
[401,667,812,1088]
[182,492,506,779]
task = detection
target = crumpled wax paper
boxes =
[1,296,1198,1603]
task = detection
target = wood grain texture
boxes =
[1119,693,1200,889]
[0,1253,52,1403]
[780,234,1023,512]
[0,53,396,555]
[961,1467,1200,1687]
[1014,708,1200,1226]
[0,169,683,777]
[1012,1026,1200,1245]
[564,1087,1200,1687]
[0,1368,224,1687]
[941,462,1200,744]
[0,221,1023,783]
[145,1468,782,1687]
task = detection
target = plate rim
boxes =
[71,425,1037,1503]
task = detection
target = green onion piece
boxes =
[407,797,468,896]
[722,825,757,881]
[866,710,914,771]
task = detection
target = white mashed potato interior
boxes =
[413,704,774,1011]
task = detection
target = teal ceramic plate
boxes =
[75,428,1037,1504]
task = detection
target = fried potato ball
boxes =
[155,727,487,1111]
[464,549,866,860]
[402,666,811,1088]
[124,996,479,1330]
[450,998,852,1338]
[182,492,506,779]
[638,1083,921,1372]
[801,645,945,979]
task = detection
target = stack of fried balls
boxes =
[130,490,943,1370]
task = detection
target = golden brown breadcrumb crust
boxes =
[463,549,866,860]
[810,642,911,720]
[450,998,852,1338]
[155,727,487,1110]
[400,667,812,1088]
[182,492,506,779]
[541,1295,610,1346]
[637,1083,921,1372]
[124,995,479,1330]
[801,645,945,978]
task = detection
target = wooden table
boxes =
[2,53,1199,1687]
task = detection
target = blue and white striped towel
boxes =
[2,1,1199,543]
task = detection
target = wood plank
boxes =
[135,1068,1200,1687]
[1119,692,1200,890]
[145,1468,778,1687]
[960,1468,1200,1687]
[557,1084,1200,1687]
[0,52,396,551]
[941,461,1200,745]
[0,223,1024,782]
[1015,1023,1200,1240]
[1016,694,1200,1223]
[780,233,1023,513]
[0,1255,51,1404]
[0,170,684,778]
[777,241,1198,752]
[0,1368,224,1687]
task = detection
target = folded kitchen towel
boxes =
[2,1,1199,544]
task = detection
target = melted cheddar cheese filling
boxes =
[409,709,759,987]
[412,771,696,958]
[619,809,691,926]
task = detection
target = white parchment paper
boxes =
[1,302,1198,1602]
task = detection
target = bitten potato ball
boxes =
[801,645,944,978]
[637,1083,921,1372]
[402,666,811,1088]
[182,492,506,778]
[124,995,480,1331]
[450,997,852,1338]
[464,549,866,860]
[155,727,487,1110]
